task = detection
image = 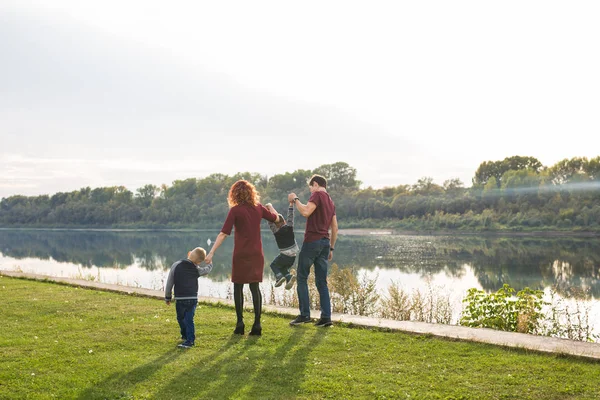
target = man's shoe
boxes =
[285,275,296,290]
[178,341,195,348]
[274,276,286,287]
[289,315,312,326]
[314,318,333,327]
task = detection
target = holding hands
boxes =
[265,203,276,214]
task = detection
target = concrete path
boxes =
[2,270,599,361]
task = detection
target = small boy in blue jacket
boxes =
[165,247,213,348]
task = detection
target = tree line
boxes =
[1,157,600,231]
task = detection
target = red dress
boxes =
[221,203,277,283]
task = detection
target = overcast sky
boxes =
[1,1,599,199]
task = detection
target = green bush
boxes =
[460,284,545,333]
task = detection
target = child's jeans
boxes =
[176,299,198,343]
[270,253,296,280]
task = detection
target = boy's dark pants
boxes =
[270,253,296,279]
[176,299,198,343]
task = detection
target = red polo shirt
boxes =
[304,190,336,243]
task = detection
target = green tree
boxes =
[585,156,600,180]
[412,177,444,196]
[135,184,159,207]
[548,157,590,184]
[313,162,361,191]
[443,178,465,195]
[473,156,543,188]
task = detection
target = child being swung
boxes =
[265,202,299,290]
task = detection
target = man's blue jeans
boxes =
[176,299,198,343]
[297,238,331,319]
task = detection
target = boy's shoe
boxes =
[177,341,194,349]
[314,318,333,328]
[285,275,296,290]
[289,315,312,326]
[274,276,286,287]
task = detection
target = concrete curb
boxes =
[2,270,599,361]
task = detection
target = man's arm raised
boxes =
[288,192,316,218]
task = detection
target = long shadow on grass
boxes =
[77,335,243,399]
[241,328,326,399]
[76,335,242,399]
[76,349,184,399]
[154,327,325,399]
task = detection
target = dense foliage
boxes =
[2,157,600,230]
[460,284,545,333]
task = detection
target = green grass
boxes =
[1,276,599,400]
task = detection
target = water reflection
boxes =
[0,229,599,298]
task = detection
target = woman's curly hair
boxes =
[228,180,260,208]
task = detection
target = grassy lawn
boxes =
[1,276,599,399]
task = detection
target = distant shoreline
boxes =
[338,229,600,237]
[1,226,599,237]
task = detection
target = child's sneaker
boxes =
[274,275,286,287]
[285,275,296,290]
[178,341,194,349]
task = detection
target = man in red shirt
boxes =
[288,174,338,327]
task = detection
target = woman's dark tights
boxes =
[233,282,262,327]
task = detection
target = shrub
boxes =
[460,284,544,333]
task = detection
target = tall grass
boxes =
[264,264,453,324]
[259,264,598,343]
[540,287,599,342]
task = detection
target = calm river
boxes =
[1,229,598,329]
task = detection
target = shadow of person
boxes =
[76,335,242,399]
[152,330,267,399]
[239,328,327,398]
[154,326,327,399]
[76,349,184,399]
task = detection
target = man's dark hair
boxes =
[309,174,327,188]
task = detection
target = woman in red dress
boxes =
[205,180,277,336]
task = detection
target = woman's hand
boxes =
[206,232,229,265]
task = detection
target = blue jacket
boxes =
[164,259,213,301]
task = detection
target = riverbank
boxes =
[3,270,600,359]
[2,275,600,399]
